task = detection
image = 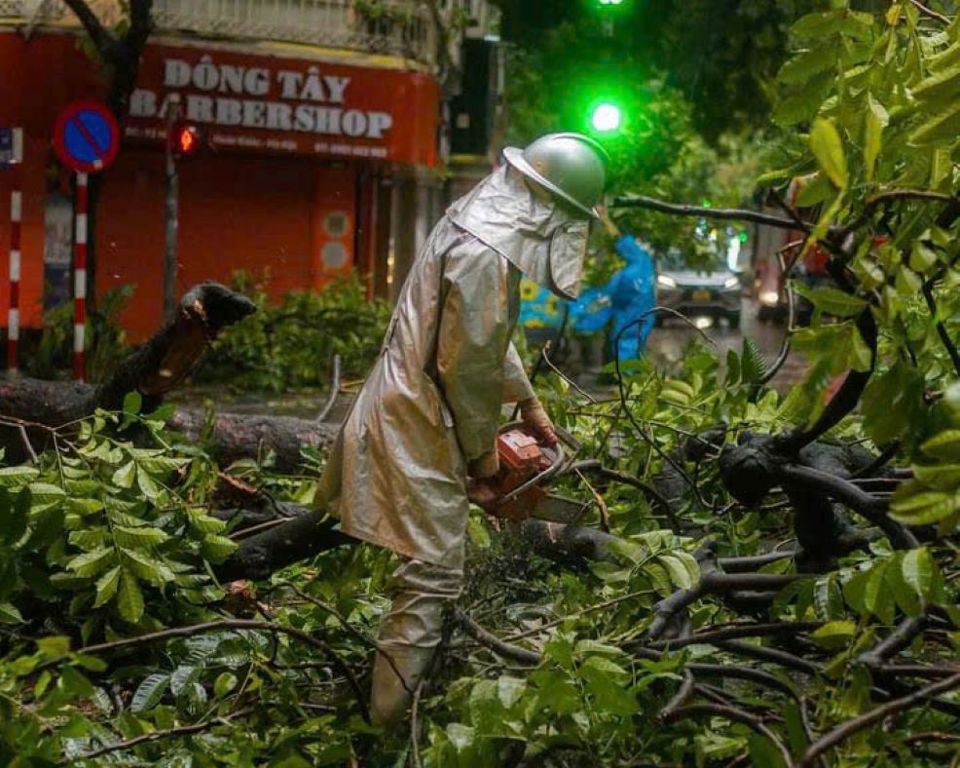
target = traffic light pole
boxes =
[163,94,182,321]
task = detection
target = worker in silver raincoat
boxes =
[316,133,609,725]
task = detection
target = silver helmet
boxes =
[502,132,609,220]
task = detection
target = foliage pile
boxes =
[3,4,960,767]
[194,273,391,392]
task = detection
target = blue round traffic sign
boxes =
[53,101,120,174]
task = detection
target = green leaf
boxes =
[809,118,848,189]
[497,676,526,709]
[912,60,960,105]
[446,723,475,752]
[921,430,960,460]
[741,337,767,386]
[912,463,960,490]
[120,548,175,584]
[0,466,40,488]
[137,456,189,476]
[65,547,115,579]
[136,467,160,501]
[131,673,169,713]
[117,571,145,624]
[214,672,238,698]
[790,283,867,317]
[864,96,888,184]
[201,534,238,563]
[811,620,857,649]
[113,526,169,548]
[910,101,960,145]
[0,602,24,624]
[122,390,143,418]
[791,10,874,41]
[467,515,491,549]
[171,665,201,697]
[657,552,699,590]
[861,361,926,446]
[93,565,122,608]
[112,461,136,489]
[778,46,837,86]
[794,172,834,208]
[901,548,934,599]
[27,482,66,510]
[186,507,227,535]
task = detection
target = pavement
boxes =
[558,297,807,392]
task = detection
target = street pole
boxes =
[163,94,182,321]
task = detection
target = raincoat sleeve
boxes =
[436,249,512,463]
[503,343,535,404]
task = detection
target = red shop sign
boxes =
[126,45,439,166]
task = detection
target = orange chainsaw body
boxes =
[491,429,552,520]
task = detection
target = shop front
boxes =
[0,29,440,341]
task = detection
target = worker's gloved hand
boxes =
[469,449,500,479]
[519,397,558,447]
[466,478,499,511]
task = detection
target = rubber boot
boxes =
[369,558,462,727]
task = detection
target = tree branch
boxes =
[67,708,253,763]
[60,0,118,58]
[798,672,960,767]
[663,703,793,766]
[78,619,369,723]
[775,463,917,549]
[611,195,807,231]
[907,0,951,23]
[456,610,541,666]
[920,281,960,377]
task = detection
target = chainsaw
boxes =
[483,423,592,524]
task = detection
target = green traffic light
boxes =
[598,0,624,4]
[591,103,622,133]
[738,231,749,243]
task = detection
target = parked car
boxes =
[656,252,742,329]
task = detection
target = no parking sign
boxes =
[52,101,120,382]
[53,100,120,174]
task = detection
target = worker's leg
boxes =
[370,557,462,726]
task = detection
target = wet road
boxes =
[643,298,807,390]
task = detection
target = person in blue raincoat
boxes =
[605,216,656,360]
[566,215,656,360]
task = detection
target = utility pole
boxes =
[163,93,182,321]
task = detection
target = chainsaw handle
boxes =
[494,423,565,506]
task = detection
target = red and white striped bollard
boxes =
[6,127,23,374]
[74,171,88,382]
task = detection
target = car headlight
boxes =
[760,290,780,306]
[657,274,677,289]
[724,276,740,290]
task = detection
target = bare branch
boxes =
[663,703,793,766]
[611,195,807,231]
[78,619,369,723]
[660,670,695,720]
[456,610,541,666]
[60,0,118,57]
[799,672,960,767]
[67,708,253,763]
[907,0,951,23]
[921,281,960,377]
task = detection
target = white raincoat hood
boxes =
[447,166,590,300]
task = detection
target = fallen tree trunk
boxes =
[168,410,337,472]
[214,501,626,581]
[0,282,336,469]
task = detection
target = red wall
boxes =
[0,30,435,340]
